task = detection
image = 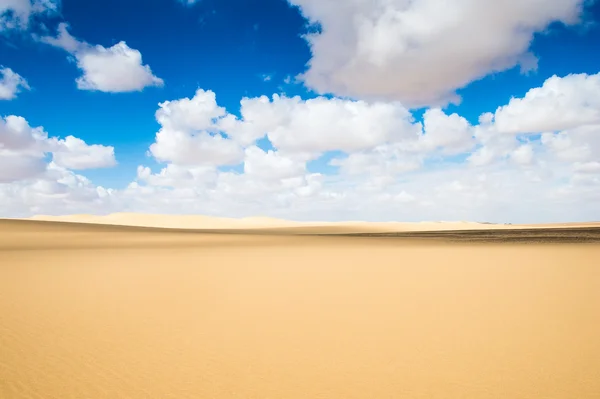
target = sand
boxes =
[1,218,600,399]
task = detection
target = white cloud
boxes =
[221,94,419,157]
[123,72,600,222]
[494,73,600,133]
[156,89,226,132]
[0,115,116,183]
[266,96,416,156]
[137,164,217,188]
[0,0,58,31]
[150,129,243,166]
[149,89,243,166]
[574,162,600,174]
[243,146,306,181]
[289,0,587,106]
[0,115,117,216]
[41,23,164,93]
[0,115,45,154]
[0,67,30,100]
[116,74,595,222]
[541,124,600,163]
[510,144,534,166]
[1,116,48,183]
[331,144,422,177]
[49,136,117,170]
[468,146,496,167]
[419,109,475,154]
[217,96,284,147]
[0,162,117,217]
[3,72,600,222]
[211,170,324,206]
[0,153,46,183]
[75,43,164,92]
[7,1,598,222]
[468,123,521,167]
[468,72,600,167]
[40,22,81,52]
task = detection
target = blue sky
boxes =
[1,0,313,185]
[1,0,600,222]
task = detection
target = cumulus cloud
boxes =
[541,125,600,163]
[289,0,588,106]
[0,162,117,217]
[9,0,599,222]
[149,89,243,166]
[0,114,118,216]
[119,72,598,222]
[150,130,243,166]
[470,72,600,167]
[137,164,217,188]
[494,73,600,133]
[0,153,46,183]
[331,144,422,177]
[156,89,226,132]
[49,136,117,170]
[1,115,48,183]
[220,94,419,156]
[419,109,475,154]
[574,161,600,174]
[41,23,164,92]
[243,146,306,181]
[510,144,535,166]
[3,73,600,222]
[0,115,116,183]
[0,0,58,31]
[0,67,30,100]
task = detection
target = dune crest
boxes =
[27,212,600,233]
[28,212,501,232]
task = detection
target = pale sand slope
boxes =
[28,212,600,232]
[1,220,599,399]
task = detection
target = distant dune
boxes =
[26,212,600,233]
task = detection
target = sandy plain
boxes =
[1,216,600,399]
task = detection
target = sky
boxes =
[1,0,600,223]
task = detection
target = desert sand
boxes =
[29,212,600,232]
[1,217,600,399]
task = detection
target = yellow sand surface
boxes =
[1,219,599,398]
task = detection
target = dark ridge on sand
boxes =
[340,227,600,243]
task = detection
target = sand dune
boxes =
[27,212,600,232]
[1,219,599,398]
